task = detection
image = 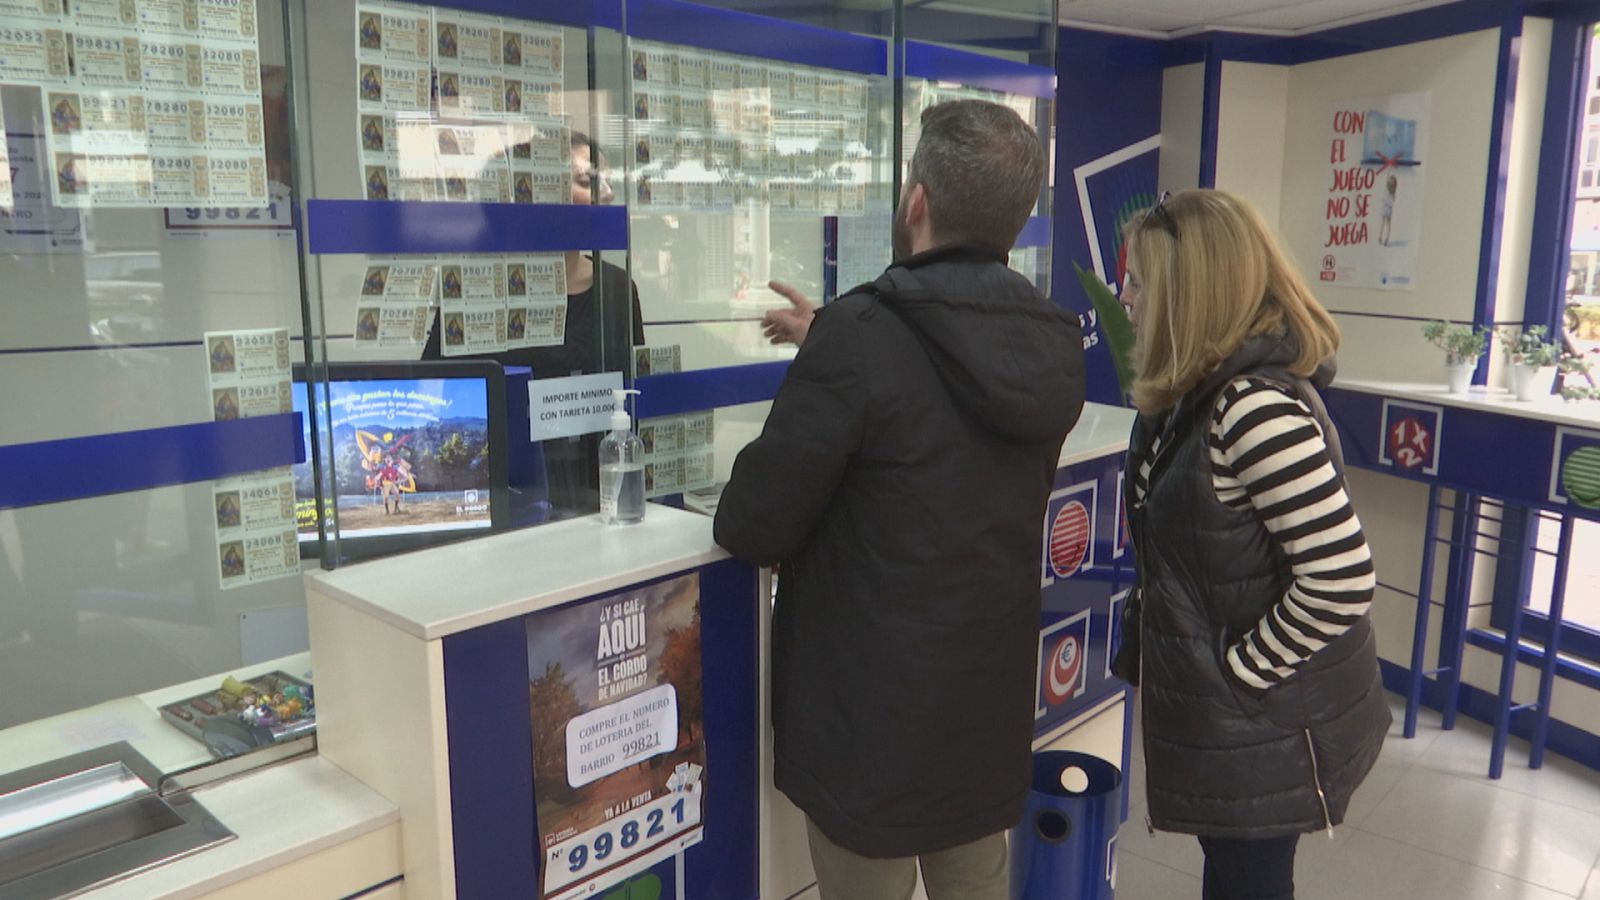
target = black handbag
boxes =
[1113,586,1139,682]
[1110,588,1141,686]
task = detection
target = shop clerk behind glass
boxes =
[423,133,645,515]
[1116,189,1389,900]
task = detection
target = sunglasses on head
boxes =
[1138,190,1179,240]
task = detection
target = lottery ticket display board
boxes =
[353,1,570,203]
[1,0,269,207]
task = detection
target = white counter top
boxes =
[87,756,397,900]
[306,505,728,640]
[0,653,314,781]
[1332,379,1600,431]
[1060,401,1136,467]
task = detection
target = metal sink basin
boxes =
[0,743,233,899]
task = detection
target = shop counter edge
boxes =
[1060,401,1136,468]
[304,506,729,641]
[1332,378,1600,429]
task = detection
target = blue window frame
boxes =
[1494,11,1600,667]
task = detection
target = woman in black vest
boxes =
[1116,190,1390,899]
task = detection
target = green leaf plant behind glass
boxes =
[1074,261,1136,403]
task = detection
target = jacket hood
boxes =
[869,244,1085,442]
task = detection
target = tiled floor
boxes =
[788,692,1600,900]
[1118,693,1600,899]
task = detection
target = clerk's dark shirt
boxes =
[421,258,645,517]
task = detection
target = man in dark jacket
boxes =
[713,100,1086,900]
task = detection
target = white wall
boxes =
[1278,29,1500,385]
[1215,61,1289,229]
[1158,63,1204,193]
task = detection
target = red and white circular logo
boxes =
[1049,500,1091,578]
[1387,415,1433,471]
[1044,633,1083,704]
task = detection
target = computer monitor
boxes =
[292,361,509,561]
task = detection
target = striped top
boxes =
[1132,377,1376,690]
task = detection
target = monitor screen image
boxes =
[292,364,506,552]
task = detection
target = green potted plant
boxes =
[1498,325,1562,402]
[1074,262,1136,403]
[1421,321,1491,395]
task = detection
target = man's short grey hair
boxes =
[907,99,1046,255]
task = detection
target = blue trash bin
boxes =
[1010,750,1122,900]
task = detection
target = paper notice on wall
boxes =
[138,0,200,35]
[506,117,568,166]
[361,260,437,300]
[356,62,431,114]
[50,149,153,207]
[1319,91,1430,291]
[0,24,71,85]
[212,467,295,539]
[633,345,681,377]
[528,371,625,441]
[354,259,437,348]
[640,411,714,499]
[3,0,65,22]
[432,8,497,70]
[67,0,135,30]
[150,151,207,203]
[198,0,257,41]
[438,305,507,356]
[355,302,430,348]
[504,255,567,349]
[507,299,567,349]
[217,526,299,588]
[137,38,203,91]
[509,161,566,204]
[356,1,431,66]
[204,327,292,421]
[203,150,265,203]
[525,572,707,900]
[198,43,259,95]
[1,131,85,251]
[68,30,142,88]
[7,0,269,209]
[511,25,561,79]
[437,67,504,117]
[357,113,437,200]
[683,410,713,449]
[441,259,505,303]
[434,123,511,201]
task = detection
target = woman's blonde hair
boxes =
[1126,189,1340,413]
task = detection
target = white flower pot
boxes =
[1446,361,1476,395]
[1511,363,1557,402]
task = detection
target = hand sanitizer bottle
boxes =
[599,389,645,525]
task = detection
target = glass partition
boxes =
[621,0,894,502]
[0,0,312,781]
[0,0,1057,812]
[289,0,635,551]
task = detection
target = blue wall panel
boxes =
[1053,28,1164,407]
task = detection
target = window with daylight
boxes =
[1530,23,1600,657]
